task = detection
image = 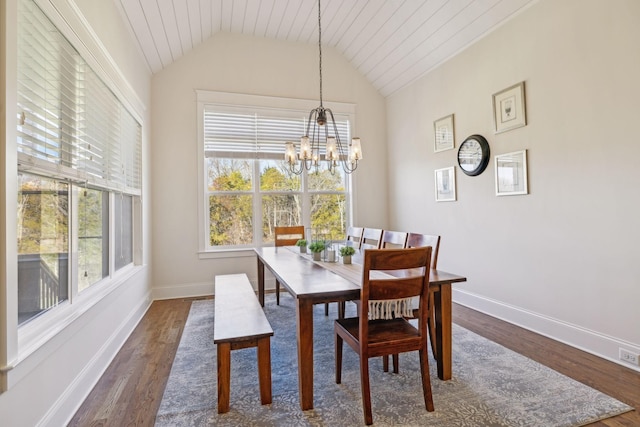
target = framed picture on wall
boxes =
[435,166,456,202]
[495,150,528,196]
[492,82,526,133]
[434,114,455,152]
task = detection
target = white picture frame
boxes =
[492,82,526,133]
[435,166,456,202]
[495,150,528,196]
[434,114,455,152]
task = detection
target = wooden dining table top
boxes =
[255,246,466,300]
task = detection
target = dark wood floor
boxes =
[69,296,640,426]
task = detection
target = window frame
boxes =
[196,90,357,257]
[5,0,146,368]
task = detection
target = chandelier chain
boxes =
[318,0,323,107]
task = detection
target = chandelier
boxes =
[285,0,363,175]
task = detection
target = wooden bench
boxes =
[213,274,274,414]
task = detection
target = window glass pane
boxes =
[310,194,347,240]
[308,167,346,192]
[259,160,300,191]
[262,194,302,243]
[209,195,254,246]
[78,187,109,291]
[114,194,133,270]
[207,158,252,191]
[17,174,69,325]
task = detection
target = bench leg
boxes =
[257,337,272,405]
[217,342,231,413]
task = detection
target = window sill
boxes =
[12,264,146,371]
[197,248,258,260]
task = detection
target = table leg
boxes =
[296,298,314,410]
[257,258,265,306]
[433,283,452,380]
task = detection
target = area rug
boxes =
[155,294,632,426]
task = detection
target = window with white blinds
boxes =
[204,108,351,159]
[16,0,142,194]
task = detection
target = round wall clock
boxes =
[457,134,490,176]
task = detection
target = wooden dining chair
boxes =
[274,226,305,305]
[334,247,434,425]
[380,230,409,249]
[325,225,364,316]
[408,232,441,358]
[360,227,383,250]
[384,232,442,372]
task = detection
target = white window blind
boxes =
[204,108,350,160]
[17,0,142,194]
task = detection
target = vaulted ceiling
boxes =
[115,0,537,97]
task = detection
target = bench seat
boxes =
[214,273,274,414]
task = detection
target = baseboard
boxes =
[152,277,277,300]
[38,291,153,427]
[453,289,640,373]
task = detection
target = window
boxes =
[16,0,142,326]
[17,175,69,324]
[198,92,354,251]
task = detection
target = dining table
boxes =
[254,246,467,411]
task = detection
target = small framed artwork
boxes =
[434,114,455,152]
[495,150,528,196]
[435,166,456,202]
[492,82,526,133]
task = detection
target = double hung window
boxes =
[199,93,354,251]
[16,0,142,326]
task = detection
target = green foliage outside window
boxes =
[207,158,348,247]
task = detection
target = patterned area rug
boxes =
[156,295,632,426]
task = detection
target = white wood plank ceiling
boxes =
[115,0,537,97]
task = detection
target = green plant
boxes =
[295,239,307,247]
[339,246,356,257]
[308,241,326,253]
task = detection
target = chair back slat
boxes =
[346,226,364,249]
[274,226,305,247]
[407,233,441,270]
[381,230,409,249]
[361,228,383,249]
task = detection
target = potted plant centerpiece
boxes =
[295,239,308,253]
[339,245,356,264]
[308,241,326,261]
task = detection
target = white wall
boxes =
[0,0,153,425]
[386,0,640,370]
[150,32,387,298]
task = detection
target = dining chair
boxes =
[360,227,383,250]
[345,226,364,249]
[380,230,409,249]
[383,232,442,372]
[382,233,440,374]
[326,225,363,316]
[334,247,434,425]
[274,226,305,305]
[408,232,441,358]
